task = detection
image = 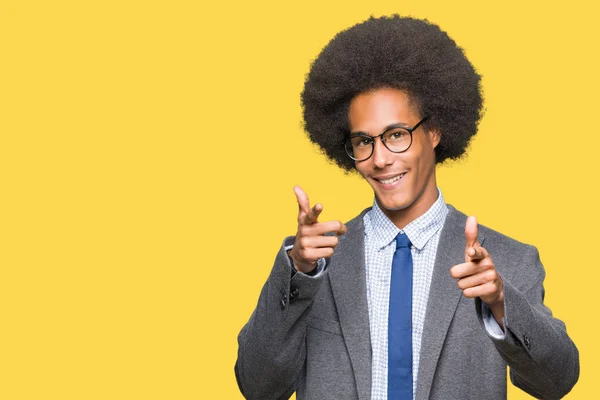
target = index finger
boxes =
[305,203,324,225]
[466,245,489,261]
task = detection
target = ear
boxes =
[429,128,441,149]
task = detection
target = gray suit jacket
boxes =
[235,205,579,399]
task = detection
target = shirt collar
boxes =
[365,188,449,251]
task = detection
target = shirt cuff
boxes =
[481,302,506,340]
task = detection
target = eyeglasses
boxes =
[344,116,429,161]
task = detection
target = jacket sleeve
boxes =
[476,244,580,399]
[235,238,327,400]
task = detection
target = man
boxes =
[235,15,579,400]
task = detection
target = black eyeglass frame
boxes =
[343,116,430,161]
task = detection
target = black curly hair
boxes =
[301,15,484,172]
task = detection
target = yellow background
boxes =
[1,0,598,398]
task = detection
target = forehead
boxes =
[348,88,420,133]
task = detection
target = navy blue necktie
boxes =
[388,233,413,400]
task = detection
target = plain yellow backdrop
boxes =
[1,0,598,399]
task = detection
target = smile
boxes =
[374,173,406,184]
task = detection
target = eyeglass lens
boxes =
[345,127,412,160]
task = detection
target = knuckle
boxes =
[300,248,313,260]
[298,237,310,248]
[482,270,493,281]
[476,260,485,269]
[483,282,495,293]
[480,261,492,270]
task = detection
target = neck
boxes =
[378,180,439,230]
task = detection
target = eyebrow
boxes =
[350,122,411,137]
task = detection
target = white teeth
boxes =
[379,173,405,184]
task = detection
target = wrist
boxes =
[287,250,318,274]
[486,291,505,327]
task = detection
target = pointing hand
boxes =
[288,186,347,274]
[450,216,505,324]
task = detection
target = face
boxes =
[348,87,441,228]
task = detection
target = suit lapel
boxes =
[329,213,372,400]
[415,206,485,400]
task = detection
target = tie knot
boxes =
[395,232,411,249]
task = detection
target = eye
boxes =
[358,138,372,146]
[351,135,373,148]
[385,128,409,142]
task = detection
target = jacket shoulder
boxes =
[445,204,533,250]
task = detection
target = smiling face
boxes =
[348,87,441,229]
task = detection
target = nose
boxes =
[372,137,392,169]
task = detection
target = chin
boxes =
[376,193,412,212]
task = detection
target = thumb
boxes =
[293,185,310,219]
[465,215,479,252]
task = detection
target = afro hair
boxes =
[301,15,484,171]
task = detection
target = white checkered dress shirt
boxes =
[364,190,448,400]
